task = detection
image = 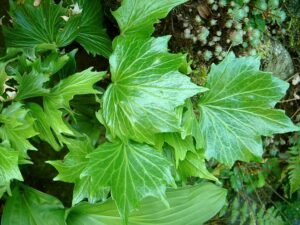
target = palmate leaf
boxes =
[82,139,174,222]
[3,0,80,49]
[1,185,66,225]
[66,183,227,225]
[101,36,205,144]
[198,53,299,166]
[112,0,187,37]
[0,144,23,197]
[0,102,37,162]
[48,138,109,205]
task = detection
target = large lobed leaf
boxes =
[66,182,227,225]
[82,139,174,222]
[113,0,187,37]
[101,36,205,144]
[198,53,299,166]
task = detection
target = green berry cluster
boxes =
[179,0,287,62]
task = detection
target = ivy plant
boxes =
[0,0,298,224]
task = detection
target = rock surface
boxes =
[263,40,295,80]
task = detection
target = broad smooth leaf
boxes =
[0,144,23,196]
[43,69,105,146]
[82,139,174,222]
[48,138,108,205]
[3,0,80,49]
[76,0,112,57]
[101,36,205,144]
[0,102,37,162]
[198,53,299,166]
[1,185,66,225]
[66,183,227,225]
[112,0,187,37]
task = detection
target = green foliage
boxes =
[288,133,300,195]
[1,183,226,225]
[101,35,205,144]
[198,53,298,165]
[0,0,298,224]
[1,185,66,225]
[113,0,186,37]
[3,0,111,57]
[229,196,285,225]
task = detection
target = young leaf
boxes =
[27,103,61,151]
[75,0,112,57]
[3,0,80,49]
[0,102,37,162]
[101,36,205,144]
[163,133,195,166]
[43,69,105,146]
[82,139,174,222]
[66,183,227,225]
[48,138,108,205]
[178,151,218,182]
[14,69,49,100]
[198,53,299,166]
[0,144,23,196]
[112,0,187,37]
[1,185,66,225]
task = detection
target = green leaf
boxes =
[82,139,174,222]
[0,61,9,94]
[0,144,23,195]
[0,102,37,161]
[27,103,61,151]
[66,183,227,225]
[1,185,66,225]
[112,0,187,37]
[198,53,299,166]
[288,136,300,195]
[48,138,108,205]
[163,133,195,166]
[43,69,105,146]
[75,0,112,57]
[178,151,218,182]
[15,69,49,100]
[3,0,80,49]
[101,36,205,144]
